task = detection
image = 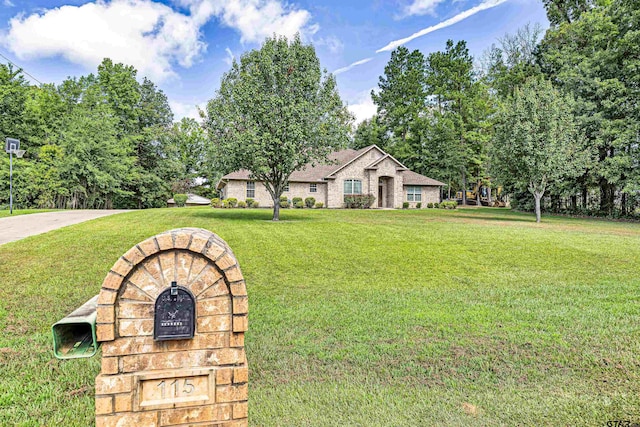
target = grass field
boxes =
[0,207,638,426]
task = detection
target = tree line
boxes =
[355,0,639,219]
[0,58,208,209]
[2,0,638,220]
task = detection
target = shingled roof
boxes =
[218,145,445,187]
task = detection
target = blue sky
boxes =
[0,0,548,123]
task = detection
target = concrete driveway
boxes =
[0,210,131,246]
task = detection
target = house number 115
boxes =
[157,378,195,399]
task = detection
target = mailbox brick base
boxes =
[95,228,248,427]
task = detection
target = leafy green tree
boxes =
[0,64,29,144]
[492,78,585,222]
[351,115,387,150]
[425,40,490,204]
[372,47,426,156]
[164,117,209,193]
[205,34,352,220]
[542,0,598,25]
[538,0,639,215]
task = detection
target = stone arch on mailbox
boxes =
[94,228,248,427]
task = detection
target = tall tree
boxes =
[205,34,352,220]
[372,46,426,156]
[426,40,488,205]
[351,115,387,150]
[542,0,598,25]
[538,0,639,215]
[492,78,585,222]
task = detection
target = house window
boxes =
[310,183,317,193]
[246,181,255,198]
[344,179,362,195]
[283,183,289,192]
[407,186,421,202]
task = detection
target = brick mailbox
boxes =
[94,228,248,427]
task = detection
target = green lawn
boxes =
[0,207,638,426]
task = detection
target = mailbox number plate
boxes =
[135,369,216,410]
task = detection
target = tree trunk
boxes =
[534,192,543,223]
[476,181,481,206]
[272,195,280,221]
[529,180,546,223]
[487,185,493,204]
[461,170,467,206]
[599,181,615,215]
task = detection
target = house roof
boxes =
[218,145,445,187]
[219,146,372,185]
[403,170,446,186]
[364,153,408,171]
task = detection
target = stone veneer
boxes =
[95,228,248,427]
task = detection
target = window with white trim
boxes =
[310,183,317,193]
[246,181,255,198]
[283,183,289,192]
[407,186,421,202]
[344,179,362,195]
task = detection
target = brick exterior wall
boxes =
[95,228,248,427]
[403,186,441,208]
[223,180,327,207]
[220,147,442,209]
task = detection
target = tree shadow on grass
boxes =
[188,208,316,222]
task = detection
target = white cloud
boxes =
[2,0,317,83]
[334,57,373,75]
[315,35,344,54]
[178,0,317,44]
[348,89,377,125]
[3,0,205,82]
[170,100,207,121]
[377,0,509,53]
[223,47,235,66]
[399,0,445,18]
[3,0,15,7]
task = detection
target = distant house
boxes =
[216,145,445,209]
[167,193,211,207]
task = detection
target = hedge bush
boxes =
[344,194,375,209]
[315,202,324,208]
[304,197,316,208]
[173,194,188,207]
[226,198,238,208]
[211,198,222,208]
[293,200,304,209]
[251,200,259,208]
[245,198,254,206]
[416,202,422,209]
[402,202,409,209]
[427,202,433,208]
[237,201,247,208]
[279,195,290,209]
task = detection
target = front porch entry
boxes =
[378,176,394,208]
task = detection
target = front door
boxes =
[378,183,383,207]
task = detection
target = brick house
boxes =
[216,145,445,209]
